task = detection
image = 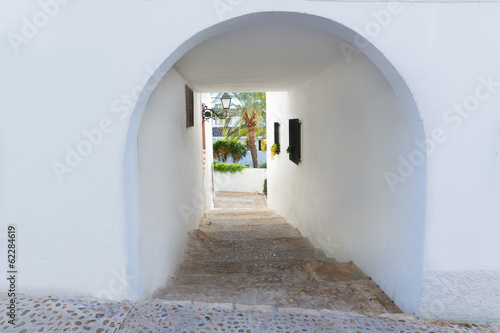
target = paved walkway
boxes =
[1,294,499,332]
[213,191,268,209]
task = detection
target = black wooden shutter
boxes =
[289,119,301,165]
[185,85,194,127]
[274,122,280,147]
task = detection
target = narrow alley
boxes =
[154,192,401,316]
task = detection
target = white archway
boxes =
[123,11,426,312]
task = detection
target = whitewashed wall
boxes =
[137,68,203,297]
[267,50,426,313]
[214,169,267,193]
[0,0,499,322]
[202,93,215,212]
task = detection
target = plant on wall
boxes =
[260,139,267,152]
[214,162,249,174]
[286,145,293,155]
[271,143,280,159]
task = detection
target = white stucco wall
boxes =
[267,49,426,313]
[214,169,267,193]
[202,93,215,213]
[0,0,499,322]
[137,68,203,297]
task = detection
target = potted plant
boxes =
[271,143,280,159]
[261,139,267,152]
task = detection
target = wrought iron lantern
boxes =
[202,93,232,122]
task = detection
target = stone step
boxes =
[176,261,311,276]
[199,223,293,232]
[204,228,303,241]
[176,260,366,280]
[306,261,369,283]
[208,208,277,218]
[199,237,314,253]
[184,248,316,263]
[153,280,398,315]
[171,262,369,286]
[186,230,220,253]
[186,229,309,253]
[205,216,289,226]
[169,270,311,286]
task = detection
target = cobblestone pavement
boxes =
[1,294,499,332]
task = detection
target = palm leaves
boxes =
[213,139,248,163]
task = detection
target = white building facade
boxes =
[0,0,499,323]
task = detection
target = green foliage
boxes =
[261,139,267,152]
[271,143,280,158]
[214,162,249,174]
[213,140,224,162]
[229,140,248,163]
[263,178,267,195]
[259,162,267,169]
[286,145,293,154]
[213,139,248,163]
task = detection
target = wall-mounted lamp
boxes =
[202,93,232,122]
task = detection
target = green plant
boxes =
[286,145,293,154]
[213,139,247,163]
[213,139,230,162]
[263,178,267,195]
[260,139,267,152]
[213,162,249,174]
[271,143,280,158]
[213,140,223,162]
[259,162,267,169]
[229,140,248,163]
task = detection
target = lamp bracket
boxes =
[202,103,228,122]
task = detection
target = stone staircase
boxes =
[153,207,401,316]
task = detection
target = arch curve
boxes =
[124,10,426,312]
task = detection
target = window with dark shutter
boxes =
[289,119,301,165]
[274,122,280,146]
[185,85,194,127]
